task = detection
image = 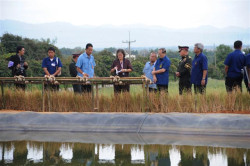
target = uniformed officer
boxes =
[176,46,192,95]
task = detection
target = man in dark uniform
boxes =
[176,46,192,95]
[69,52,82,93]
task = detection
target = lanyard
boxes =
[120,61,123,69]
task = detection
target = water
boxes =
[0,141,249,166]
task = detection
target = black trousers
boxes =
[72,84,82,94]
[44,84,59,91]
[114,84,130,93]
[179,81,191,95]
[15,83,26,91]
[225,76,243,92]
[145,87,157,93]
[81,85,92,93]
[244,79,250,93]
[194,84,206,94]
[157,84,168,93]
[149,87,157,92]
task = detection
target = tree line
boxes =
[1,33,249,80]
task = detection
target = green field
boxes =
[99,79,241,96]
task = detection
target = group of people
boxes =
[143,43,208,94]
[7,41,250,94]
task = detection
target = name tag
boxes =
[51,63,56,67]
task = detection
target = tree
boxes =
[215,44,233,63]
[94,50,115,77]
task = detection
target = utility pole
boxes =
[214,43,216,69]
[122,31,136,59]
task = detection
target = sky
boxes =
[0,0,249,29]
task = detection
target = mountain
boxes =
[0,20,249,49]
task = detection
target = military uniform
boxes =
[177,46,192,95]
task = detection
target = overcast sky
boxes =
[0,0,249,29]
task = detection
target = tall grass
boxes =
[0,79,249,112]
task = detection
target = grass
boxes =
[0,79,249,113]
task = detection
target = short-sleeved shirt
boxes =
[76,53,96,78]
[154,56,171,85]
[143,61,157,89]
[224,50,246,78]
[42,56,62,75]
[111,58,133,77]
[191,53,208,85]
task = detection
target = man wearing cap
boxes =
[191,43,208,94]
[224,40,246,92]
[176,46,192,95]
[152,48,171,92]
[69,52,82,93]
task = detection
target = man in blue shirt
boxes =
[224,40,246,92]
[76,43,96,93]
[191,43,208,94]
[143,52,157,92]
[244,53,250,93]
[42,47,63,91]
[152,48,171,92]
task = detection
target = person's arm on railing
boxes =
[43,68,50,76]
[77,67,88,77]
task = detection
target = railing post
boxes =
[91,84,95,112]
[95,83,99,112]
[146,82,150,112]
[142,82,145,112]
[1,81,5,109]
[42,81,45,112]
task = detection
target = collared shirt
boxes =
[111,58,133,77]
[143,61,157,89]
[42,56,62,75]
[154,56,171,85]
[76,53,96,78]
[191,52,208,85]
[224,50,246,78]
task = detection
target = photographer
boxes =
[8,46,28,90]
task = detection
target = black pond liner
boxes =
[0,112,250,148]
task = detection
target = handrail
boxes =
[0,76,152,112]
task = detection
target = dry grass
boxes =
[0,82,249,113]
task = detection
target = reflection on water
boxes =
[0,141,249,165]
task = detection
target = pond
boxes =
[0,132,249,166]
